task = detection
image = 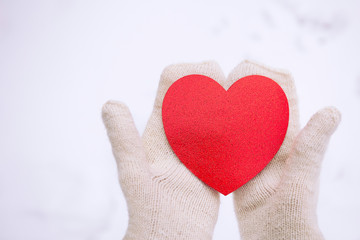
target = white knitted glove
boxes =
[102,62,225,240]
[230,61,341,240]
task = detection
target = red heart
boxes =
[162,75,289,195]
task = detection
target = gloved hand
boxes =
[102,62,224,240]
[230,61,341,240]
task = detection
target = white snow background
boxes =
[0,0,359,239]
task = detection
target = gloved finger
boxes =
[153,61,226,111]
[143,62,226,169]
[227,60,300,160]
[285,107,341,186]
[231,61,300,201]
[102,100,148,179]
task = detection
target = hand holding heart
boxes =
[102,62,224,240]
[229,61,340,240]
[102,60,340,240]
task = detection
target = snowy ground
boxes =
[0,0,359,239]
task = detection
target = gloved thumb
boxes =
[102,100,147,180]
[285,107,341,186]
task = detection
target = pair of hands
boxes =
[102,61,341,240]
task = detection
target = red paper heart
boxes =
[162,75,289,195]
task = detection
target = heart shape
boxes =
[162,74,289,195]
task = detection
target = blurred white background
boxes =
[0,0,359,239]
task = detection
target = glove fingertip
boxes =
[314,106,341,136]
[102,100,129,121]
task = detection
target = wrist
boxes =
[236,202,324,240]
[123,191,218,240]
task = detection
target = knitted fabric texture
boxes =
[102,62,225,240]
[230,61,341,240]
[102,60,341,240]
